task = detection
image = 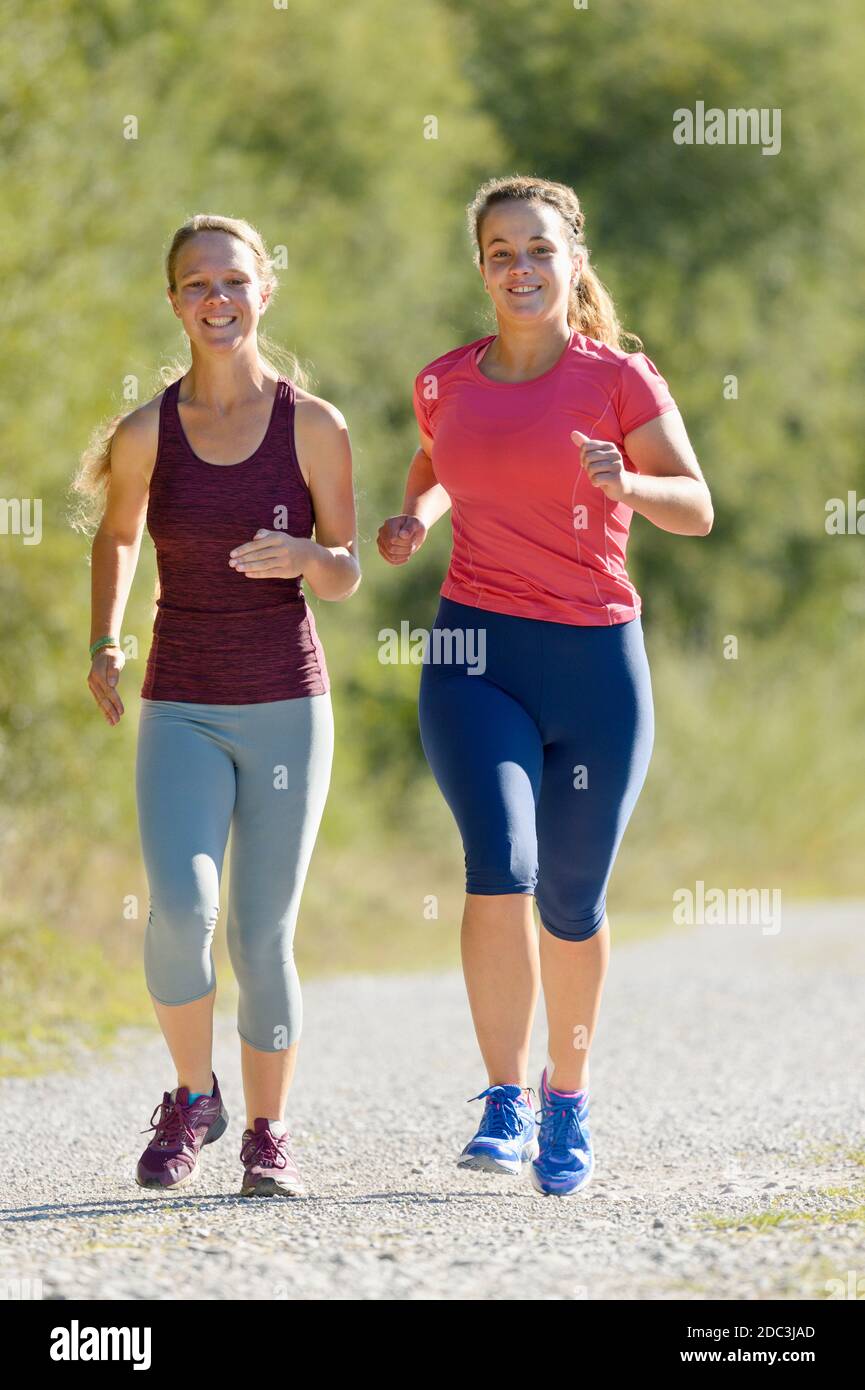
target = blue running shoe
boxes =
[457,1084,538,1174]
[530,1068,594,1196]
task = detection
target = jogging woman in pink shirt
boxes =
[378,175,712,1195]
[75,215,359,1197]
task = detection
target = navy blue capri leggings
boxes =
[418,596,654,941]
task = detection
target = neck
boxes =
[482,319,571,378]
[183,351,277,410]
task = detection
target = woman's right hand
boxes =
[88,648,126,726]
[377,514,428,566]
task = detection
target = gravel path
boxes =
[2,901,864,1301]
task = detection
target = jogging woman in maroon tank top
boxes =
[75,215,359,1196]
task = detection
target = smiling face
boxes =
[167,230,270,351]
[478,199,582,327]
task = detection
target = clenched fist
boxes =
[571,429,633,504]
[377,514,428,566]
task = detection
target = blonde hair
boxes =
[69,214,313,537]
[467,174,642,353]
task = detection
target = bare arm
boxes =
[378,424,450,566]
[87,404,157,725]
[228,395,361,600]
[573,410,713,536]
[402,428,451,528]
[298,398,361,600]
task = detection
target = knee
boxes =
[536,883,607,942]
[148,886,219,946]
[144,889,218,1001]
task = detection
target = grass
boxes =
[0,920,153,1078]
[698,1171,865,1235]
[705,1202,865,1232]
[817,1145,865,1168]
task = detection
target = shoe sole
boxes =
[457,1139,539,1175]
[240,1176,306,1198]
[529,1156,595,1197]
[135,1105,228,1190]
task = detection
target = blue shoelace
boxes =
[536,1099,589,1158]
[467,1085,532,1140]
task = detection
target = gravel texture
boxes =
[2,900,864,1301]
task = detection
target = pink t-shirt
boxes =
[412,328,678,626]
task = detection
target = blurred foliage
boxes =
[1,0,863,1059]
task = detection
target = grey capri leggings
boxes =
[135,693,334,1052]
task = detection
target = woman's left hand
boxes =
[228,529,311,579]
[571,429,633,504]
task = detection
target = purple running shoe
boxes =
[136,1071,228,1190]
[240,1119,306,1197]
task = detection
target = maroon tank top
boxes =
[140,375,329,703]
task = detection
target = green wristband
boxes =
[90,636,119,658]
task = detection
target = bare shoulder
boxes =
[293,388,350,488]
[110,390,164,485]
[294,387,349,435]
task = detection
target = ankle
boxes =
[181,1077,214,1100]
[545,1068,589,1096]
